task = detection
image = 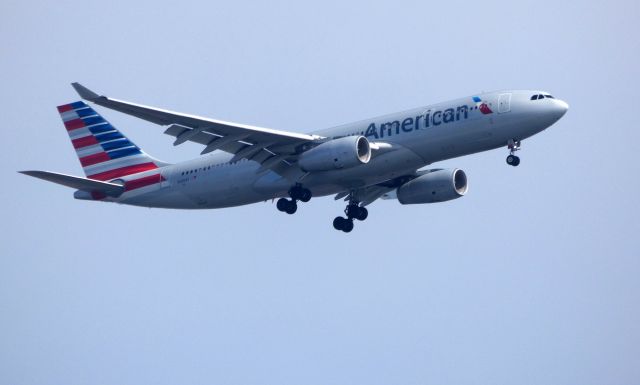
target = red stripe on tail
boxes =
[64,118,85,131]
[57,104,74,113]
[87,162,158,181]
[125,174,165,191]
[72,135,99,149]
[79,152,111,167]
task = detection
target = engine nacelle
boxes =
[298,136,371,172]
[397,169,468,204]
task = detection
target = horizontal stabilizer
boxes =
[19,170,124,197]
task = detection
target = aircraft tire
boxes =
[285,200,297,214]
[346,205,359,219]
[356,207,368,221]
[300,189,312,202]
[276,198,288,212]
[342,219,354,233]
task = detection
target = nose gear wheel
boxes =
[506,139,521,167]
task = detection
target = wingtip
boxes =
[71,82,100,101]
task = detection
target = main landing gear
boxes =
[276,184,312,215]
[333,200,368,233]
[506,139,521,167]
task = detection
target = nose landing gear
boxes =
[506,139,521,167]
[276,184,312,215]
[333,198,368,233]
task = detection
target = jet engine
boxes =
[299,136,371,172]
[397,169,468,204]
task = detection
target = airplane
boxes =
[20,83,568,232]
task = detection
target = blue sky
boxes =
[1,1,639,384]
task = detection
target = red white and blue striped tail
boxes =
[57,101,165,181]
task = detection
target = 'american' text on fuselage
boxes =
[364,105,470,139]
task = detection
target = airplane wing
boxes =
[72,83,324,170]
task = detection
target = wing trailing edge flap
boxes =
[333,185,395,207]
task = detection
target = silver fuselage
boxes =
[99,90,568,209]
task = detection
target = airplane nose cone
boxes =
[554,99,569,118]
[545,99,569,124]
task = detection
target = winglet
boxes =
[71,82,100,101]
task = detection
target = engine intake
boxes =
[299,136,371,172]
[397,169,468,204]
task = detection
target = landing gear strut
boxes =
[276,184,312,215]
[506,139,521,167]
[288,185,312,202]
[333,197,368,233]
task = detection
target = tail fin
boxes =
[57,101,166,181]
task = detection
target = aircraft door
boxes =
[498,93,512,113]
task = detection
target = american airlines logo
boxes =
[473,96,493,115]
[363,97,489,139]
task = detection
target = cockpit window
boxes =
[531,94,555,101]
[531,94,555,100]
